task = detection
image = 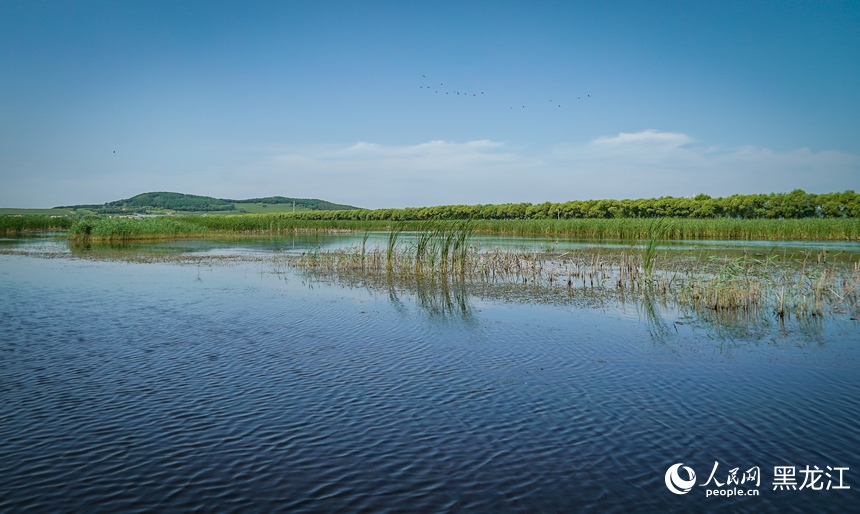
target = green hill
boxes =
[55,192,361,215]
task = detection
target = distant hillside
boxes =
[237,196,359,211]
[56,192,361,215]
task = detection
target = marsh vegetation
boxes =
[286,223,860,326]
[4,189,859,240]
[4,217,858,332]
[5,216,851,241]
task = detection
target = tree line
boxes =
[279,190,860,221]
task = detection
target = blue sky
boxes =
[1,0,858,209]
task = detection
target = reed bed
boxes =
[179,216,860,241]
[0,215,73,233]
[463,218,860,241]
[59,215,860,241]
[287,226,860,324]
[68,217,214,241]
[8,218,857,326]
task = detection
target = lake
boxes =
[1,234,858,512]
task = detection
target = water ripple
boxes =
[0,255,858,512]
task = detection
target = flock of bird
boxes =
[418,74,591,110]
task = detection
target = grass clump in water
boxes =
[679,256,766,315]
[69,217,213,241]
[297,221,475,281]
[289,236,860,325]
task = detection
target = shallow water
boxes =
[1,237,859,512]
[5,230,859,258]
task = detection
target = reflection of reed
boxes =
[640,292,672,343]
[69,240,180,261]
[66,240,262,264]
[34,235,860,335]
[401,276,473,321]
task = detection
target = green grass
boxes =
[642,218,670,281]
[68,217,213,240]
[6,212,858,241]
[187,216,860,240]
[296,221,477,279]
[465,218,860,241]
[0,208,75,216]
[0,215,74,232]
[233,203,312,214]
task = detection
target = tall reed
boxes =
[290,241,860,325]
[386,223,405,272]
[0,215,73,233]
[53,215,860,241]
[642,218,670,282]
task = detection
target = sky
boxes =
[1,0,858,209]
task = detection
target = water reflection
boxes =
[7,231,860,258]
[293,262,856,350]
[400,278,474,322]
[2,243,859,513]
[639,292,673,344]
[4,234,858,347]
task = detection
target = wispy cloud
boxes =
[592,129,695,148]
[228,140,542,207]
[3,131,855,208]
[220,131,856,208]
[549,130,857,200]
[279,139,524,171]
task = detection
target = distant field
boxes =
[0,208,75,216]
[136,203,312,215]
[233,203,311,214]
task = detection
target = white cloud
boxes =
[222,131,856,208]
[547,130,857,200]
[592,129,695,148]
[230,140,542,207]
[3,131,855,208]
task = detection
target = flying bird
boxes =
[415,73,594,112]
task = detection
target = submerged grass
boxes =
[289,238,860,325]
[8,227,857,329]
[678,256,768,316]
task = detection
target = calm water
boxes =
[1,236,858,512]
